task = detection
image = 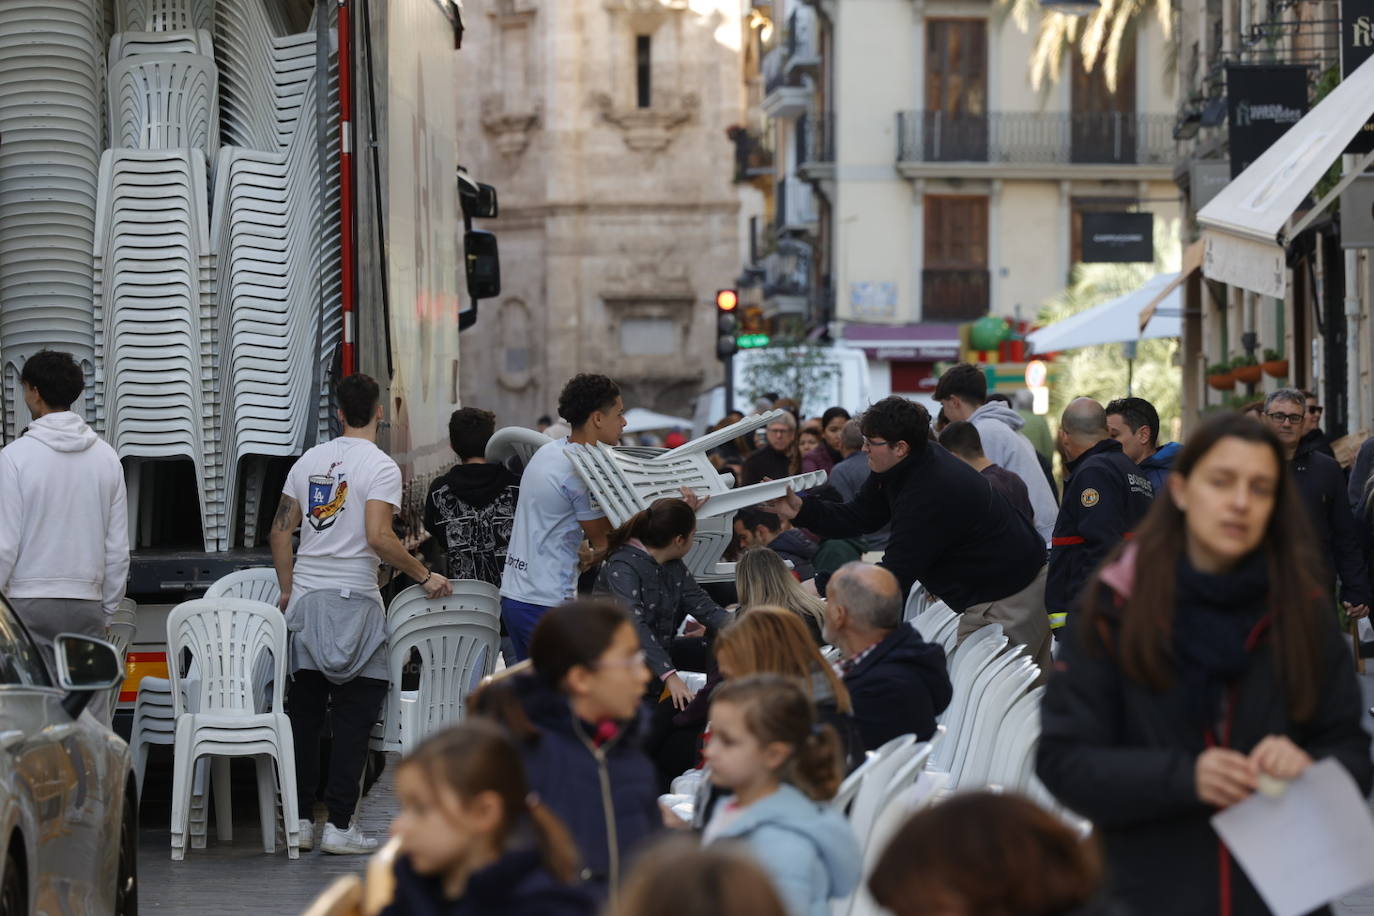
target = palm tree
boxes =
[999,0,1172,93]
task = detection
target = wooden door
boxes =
[923,196,989,320]
[925,19,988,161]
[1070,33,1138,163]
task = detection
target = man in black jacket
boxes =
[1264,389,1371,616]
[1047,398,1154,635]
[824,562,951,748]
[761,395,1051,671]
[424,407,520,586]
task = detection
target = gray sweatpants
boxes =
[10,596,112,722]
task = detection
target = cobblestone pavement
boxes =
[136,673,1374,915]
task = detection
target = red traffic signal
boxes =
[716,289,739,311]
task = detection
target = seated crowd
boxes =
[308,369,1372,916]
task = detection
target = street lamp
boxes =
[1039,0,1100,16]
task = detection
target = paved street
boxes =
[138,749,401,914]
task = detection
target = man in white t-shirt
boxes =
[499,373,626,658]
[270,374,451,855]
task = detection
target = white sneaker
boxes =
[297,819,314,852]
[320,821,379,855]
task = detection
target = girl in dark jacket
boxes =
[382,721,594,916]
[1037,412,1372,916]
[470,600,660,906]
[594,497,733,710]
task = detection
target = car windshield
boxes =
[0,597,52,688]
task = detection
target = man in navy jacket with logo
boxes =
[1047,398,1154,634]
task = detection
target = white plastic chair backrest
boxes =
[912,602,956,643]
[108,598,138,656]
[957,657,1039,789]
[386,580,501,629]
[843,766,938,916]
[904,582,929,622]
[937,616,961,655]
[942,649,1027,781]
[831,741,891,814]
[386,608,501,750]
[989,687,1044,792]
[485,426,552,467]
[204,567,282,605]
[935,633,1008,747]
[166,597,285,719]
[848,738,922,840]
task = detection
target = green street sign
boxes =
[737,333,771,349]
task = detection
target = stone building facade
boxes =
[454,0,745,425]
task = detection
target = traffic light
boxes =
[716,289,739,360]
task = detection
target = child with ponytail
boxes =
[383,720,595,916]
[594,497,733,710]
[700,674,861,916]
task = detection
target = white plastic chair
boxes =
[903,582,930,622]
[105,598,138,724]
[485,426,553,467]
[957,658,1040,789]
[943,649,1030,786]
[846,735,921,842]
[932,629,1009,772]
[912,600,956,643]
[842,770,949,916]
[374,582,501,754]
[166,597,299,860]
[986,686,1045,792]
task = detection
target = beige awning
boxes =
[1196,55,1374,297]
[1138,239,1204,333]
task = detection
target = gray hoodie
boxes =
[707,782,862,916]
[969,402,1058,544]
[0,412,129,615]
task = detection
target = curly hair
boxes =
[860,396,930,454]
[558,374,621,428]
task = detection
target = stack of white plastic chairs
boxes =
[0,1,105,441]
[565,410,828,583]
[93,145,223,549]
[212,0,341,546]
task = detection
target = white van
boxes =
[691,345,872,436]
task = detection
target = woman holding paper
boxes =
[1037,412,1372,915]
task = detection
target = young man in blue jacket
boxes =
[1105,396,1180,497]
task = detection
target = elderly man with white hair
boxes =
[823,563,951,749]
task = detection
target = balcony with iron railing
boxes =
[895,110,1176,178]
[800,110,834,168]
[774,175,818,234]
[921,269,990,322]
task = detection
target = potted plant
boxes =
[1231,353,1262,385]
[1207,362,1235,390]
[1261,348,1289,378]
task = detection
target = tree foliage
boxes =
[1039,224,1183,440]
[740,342,839,412]
[997,0,1172,94]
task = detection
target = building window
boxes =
[620,317,676,355]
[636,35,652,109]
[922,195,989,321]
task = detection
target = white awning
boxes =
[1027,272,1182,354]
[1197,54,1374,298]
[622,407,692,433]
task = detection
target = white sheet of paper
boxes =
[1211,758,1374,916]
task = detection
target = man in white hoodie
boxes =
[934,363,1058,545]
[0,349,129,716]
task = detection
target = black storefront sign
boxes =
[1226,65,1309,178]
[1081,212,1154,263]
[1343,0,1374,153]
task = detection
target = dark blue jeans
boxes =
[500,597,552,661]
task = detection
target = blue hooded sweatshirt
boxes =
[706,783,862,916]
[1138,441,1181,496]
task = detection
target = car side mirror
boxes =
[465,229,501,300]
[54,633,123,718]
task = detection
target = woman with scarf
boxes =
[1036,412,1371,915]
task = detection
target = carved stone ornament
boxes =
[592,91,699,153]
[481,95,541,157]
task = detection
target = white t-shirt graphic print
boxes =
[500,438,604,607]
[284,436,403,605]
